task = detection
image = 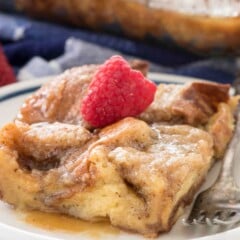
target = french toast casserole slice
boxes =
[0,62,238,237]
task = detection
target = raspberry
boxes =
[0,45,16,87]
[81,55,157,128]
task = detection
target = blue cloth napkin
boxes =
[0,12,238,83]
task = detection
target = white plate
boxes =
[0,73,239,240]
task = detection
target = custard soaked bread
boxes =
[0,57,237,237]
[0,118,213,237]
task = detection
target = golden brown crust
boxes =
[172,81,230,125]
[206,103,235,158]
[140,81,230,126]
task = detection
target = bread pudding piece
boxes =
[0,117,213,237]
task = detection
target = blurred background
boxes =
[0,0,240,86]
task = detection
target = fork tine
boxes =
[212,210,229,224]
[213,211,240,226]
[184,199,206,224]
[182,214,200,225]
[183,213,204,225]
[193,219,198,225]
[205,217,214,226]
[195,211,207,224]
[182,218,195,225]
[182,218,192,226]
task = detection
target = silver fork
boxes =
[183,107,240,226]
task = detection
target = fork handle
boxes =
[217,110,240,182]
